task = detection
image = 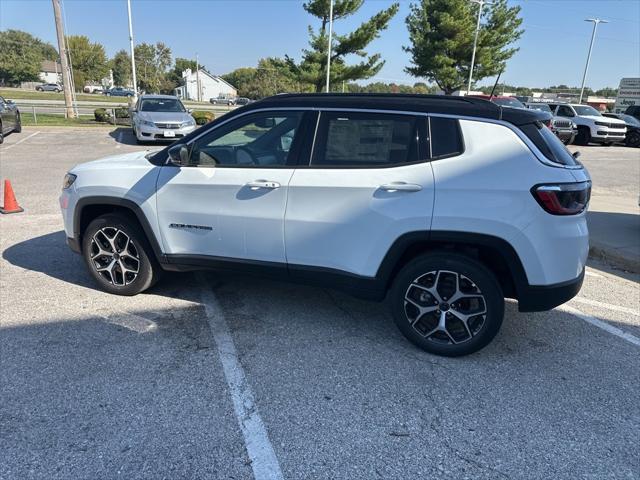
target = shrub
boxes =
[114,107,129,119]
[191,110,215,125]
[94,108,110,122]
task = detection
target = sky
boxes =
[1,0,639,90]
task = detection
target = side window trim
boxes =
[305,110,427,169]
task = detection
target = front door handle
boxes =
[379,182,422,192]
[246,180,281,190]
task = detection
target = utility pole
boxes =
[325,0,334,93]
[127,0,137,95]
[579,18,608,104]
[466,0,492,95]
[52,0,75,118]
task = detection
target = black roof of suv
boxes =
[250,93,548,126]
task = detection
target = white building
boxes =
[174,68,237,102]
[39,60,61,83]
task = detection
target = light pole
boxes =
[466,0,492,95]
[127,0,137,95]
[579,18,608,104]
[325,0,334,93]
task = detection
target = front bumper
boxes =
[553,128,576,142]
[591,129,626,142]
[518,268,584,312]
[136,123,196,141]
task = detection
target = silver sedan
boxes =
[131,95,196,144]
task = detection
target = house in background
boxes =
[174,68,237,102]
[39,60,62,84]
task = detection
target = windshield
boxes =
[573,105,601,116]
[621,114,640,126]
[493,97,526,109]
[140,98,185,113]
[528,104,552,113]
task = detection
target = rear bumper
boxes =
[517,268,584,312]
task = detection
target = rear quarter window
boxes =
[520,122,579,166]
[429,117,464,159]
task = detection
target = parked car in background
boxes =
[61,93,591,357]
[547,103,627,146]
[36,83,62,93]
[526,103,576,145]
[83,85,104,94]
[624,105,640,123]
[235,97,251,106]
[210,97,235,106]
[0,96,21,144]
[104,87,135,97]
[603,112,640,148]
[468,95,527,109]
[131,94,196,144]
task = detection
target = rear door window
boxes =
[311,112,423,167]
[520,122,579,166]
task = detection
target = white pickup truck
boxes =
[547,103,626,146]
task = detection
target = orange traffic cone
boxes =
[0,179,24,214]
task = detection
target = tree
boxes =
[404,0,523,94]
[0,30,58,85]
[111,50,131,87]
[134,42,172,93]
[165,57,198,91]
[223,58,307,99]
[286,0,399,92]
[66,35,109,90]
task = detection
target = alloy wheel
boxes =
[90,227,140,286]
[404,270,487,345]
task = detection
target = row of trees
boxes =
[0,1,619,99]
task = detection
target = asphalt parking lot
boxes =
[1,127,639,480]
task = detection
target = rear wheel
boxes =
[82,213,160,295]
[0,122,4,144]
[390,253,504,357]
[574,127,591,146]
[626,131,640,148]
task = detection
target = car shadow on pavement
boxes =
[587,210,640,278]
[108,127,138,146]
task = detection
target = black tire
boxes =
[389,252,504,357]
[626,131,640,148]
[14,112,21,133]
[574,127,591,146]
[82,213,161,295]
[0,122,4,144]
[36,87,43,92]
[106,92,111,97]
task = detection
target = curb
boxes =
[589,245,640,274]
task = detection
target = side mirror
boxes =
[168,144,190,166]
[572,151,581,160]
[6,99,14,105]
[187,108,193,114]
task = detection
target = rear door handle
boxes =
[379,182,422,192]
[246,180,281,190]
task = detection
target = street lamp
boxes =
[325,0,334,93]
[127,0,138,96]
[579,18,608,104]
[467,0,492,95]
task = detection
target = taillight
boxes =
[531,181,591,215]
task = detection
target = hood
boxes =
[137,111,193,124]
[582,115,626,125]
[71,150,153,173]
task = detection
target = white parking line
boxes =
[572,296,640,317]
[0,131,40,151]
[198,274,283,480]
[561,304,640,347]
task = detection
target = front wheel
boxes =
[574,127,591,146]
[82,214,161,295]
[14,113,21,133]
[390,253,504,357]
[626,131,640,148]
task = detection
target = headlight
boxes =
[181,119,196,127]
[62,173,77,190]
[594,121,608,127]
[140,119,155,127]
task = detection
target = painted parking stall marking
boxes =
[198,273,284,480]
[0,131,40,151]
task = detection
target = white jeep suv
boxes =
[547,103,626,145]
[60,94,591,356]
